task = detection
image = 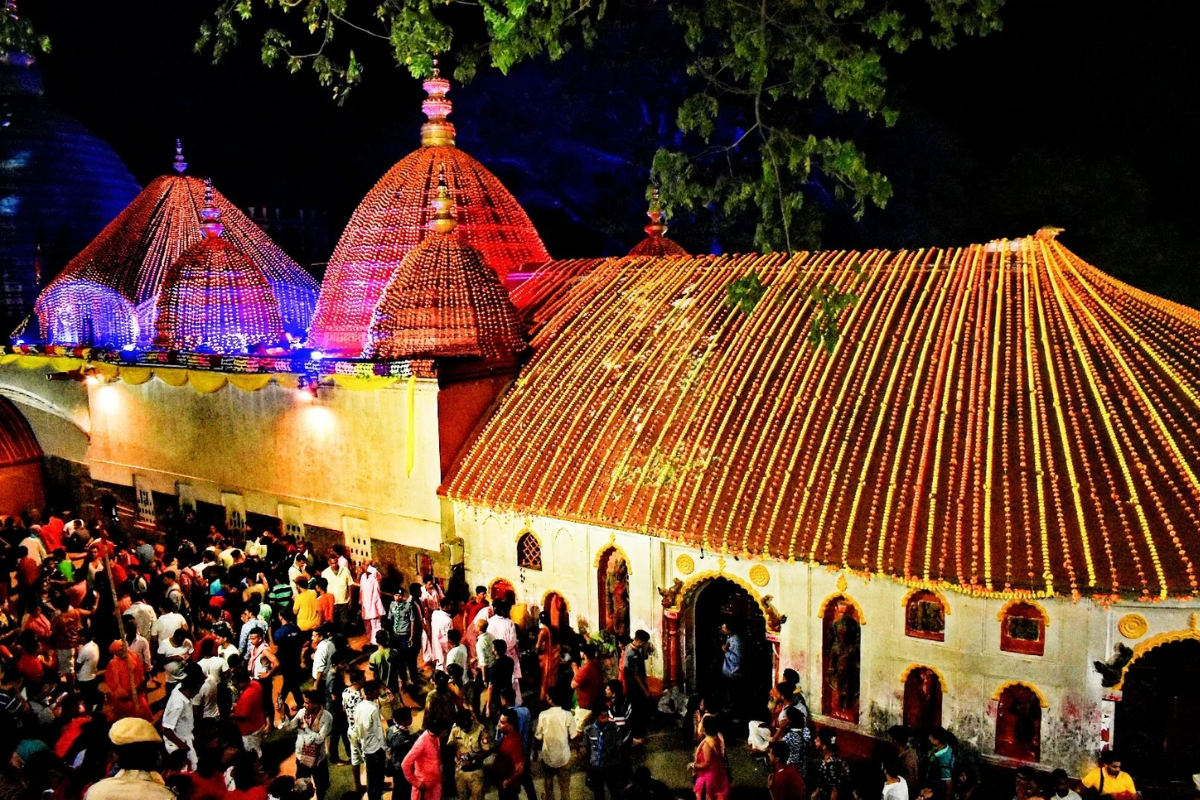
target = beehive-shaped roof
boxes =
[308,67,549,355]
[153,186,284,353]
[362,177,527,361]
[449,233,1200,601]
[628,190,688,257]
[35,144,317,343]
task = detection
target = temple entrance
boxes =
[994,684,1041,762]
[542,591,570,630]
[685,577,772,718]
[903,667,943,732]
[1115,638,1200,785]
[597,547,630,638]
[821,596,862,723]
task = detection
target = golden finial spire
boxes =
[173,139,188,175]
[199,178,224,239]
[645,187,668,238]
[420,58,456,148]
[429,166,457,234]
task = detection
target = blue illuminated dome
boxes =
[0,53,139,335]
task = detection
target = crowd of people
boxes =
[0,502,1148,800]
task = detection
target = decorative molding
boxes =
[900,663,948,693]
[997,598,1049,626]
[992,680,1049,709]
[1115,617,1200,690]
[673,569,782,633]
[676,554,695,576]
[515,527,542,544]
[1116,613,1148,640]
[816,592,867,626]
[594,541,631,570]
[541,589,571,612]
[749,564,770,587]
[837,573,849,593]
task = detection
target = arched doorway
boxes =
[542,591,570,630]
[0,395,44,516]
[597,546,630,638]
[994,683,1041,762]
[1115,638,1200,783]
[822,596,862,723]
[903,667,943,732]
[490,578,515,602]
[685,577,773,719]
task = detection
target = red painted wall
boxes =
[0,461,44,517]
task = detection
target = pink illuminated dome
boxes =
[308,64,550,355]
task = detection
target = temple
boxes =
[3,66,1200,784]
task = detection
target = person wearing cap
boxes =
[83,717,175,799]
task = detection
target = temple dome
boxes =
[153,186,283,353]
[628,189,687,257]
[0,55,140,334]
[309,66,549,355]
[362,177,527,361]
[35,145,317,345]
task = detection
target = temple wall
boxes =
[451,504,1200,775]
[0,363,91,463]
[85,375,446,551]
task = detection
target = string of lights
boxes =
[447,236,1200,600]
[309,66,550,355]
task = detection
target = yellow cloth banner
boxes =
[91,362,119,379]
[274,373,301,389]
[227,373,273,392]
[50,357,83,373]
[331,374,399,391]
[188,371,228,393]
[405,374,416,477]
[0,353,19,365]
[119,366,153,385]
[154,369,189,387]
[17,355,49,369]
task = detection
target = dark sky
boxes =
[28,1,1200,304]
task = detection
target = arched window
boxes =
[903,666,944,731]
[905,590,947,641]
[995,683,1042,761]
[1000,601,1047,656]
[517,532,542,571]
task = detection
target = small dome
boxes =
[153,187,283,353]
[628,188,688,257]
[36,147,317,345]
[363,178,527,361]
[309,66,549,355]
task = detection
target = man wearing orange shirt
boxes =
[314,578,335,625]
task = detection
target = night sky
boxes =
[29,0,1200,306]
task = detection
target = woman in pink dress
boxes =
[690,716,730,800]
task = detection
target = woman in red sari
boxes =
[105,640,152,722]
[535,612,560,703]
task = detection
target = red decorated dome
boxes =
[308,67,549,355]
[363,177,527,361]
[628,189,688,257]
[153,185,284,352]
[36,142,317,344]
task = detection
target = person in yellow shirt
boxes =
[293,577,322,632]
[1081,751,1137,800]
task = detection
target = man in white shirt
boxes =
[320,554,354,629]
[75,635,101,707]
[311,625,337,704]
[289,555,310,597]
[534,688,578,800]
[125,595,157,642]
[354,680,387,800]
[162,671,203,770]
[486,601,522,682]
[882,755,909,800]
[18,530,46,565]
[151,605,188,655]
[213,623,239,669]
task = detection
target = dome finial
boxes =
[199,178,224,239]
[173,139,188,175]
[429,165,457,234]
[420,56,456,148]
[645,186,668,238]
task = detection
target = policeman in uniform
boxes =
[84,717,175,800]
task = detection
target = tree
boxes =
[198,0,1003,255]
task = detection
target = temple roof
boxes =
[153,194,284,353]
[0,395,40,468]
[363,178,527,361]
[36,152,317,338]
[308,68,549,355]
[448,235,1200,600]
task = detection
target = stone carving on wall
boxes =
[1093,643,1134,688]
[658,577,684,609]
